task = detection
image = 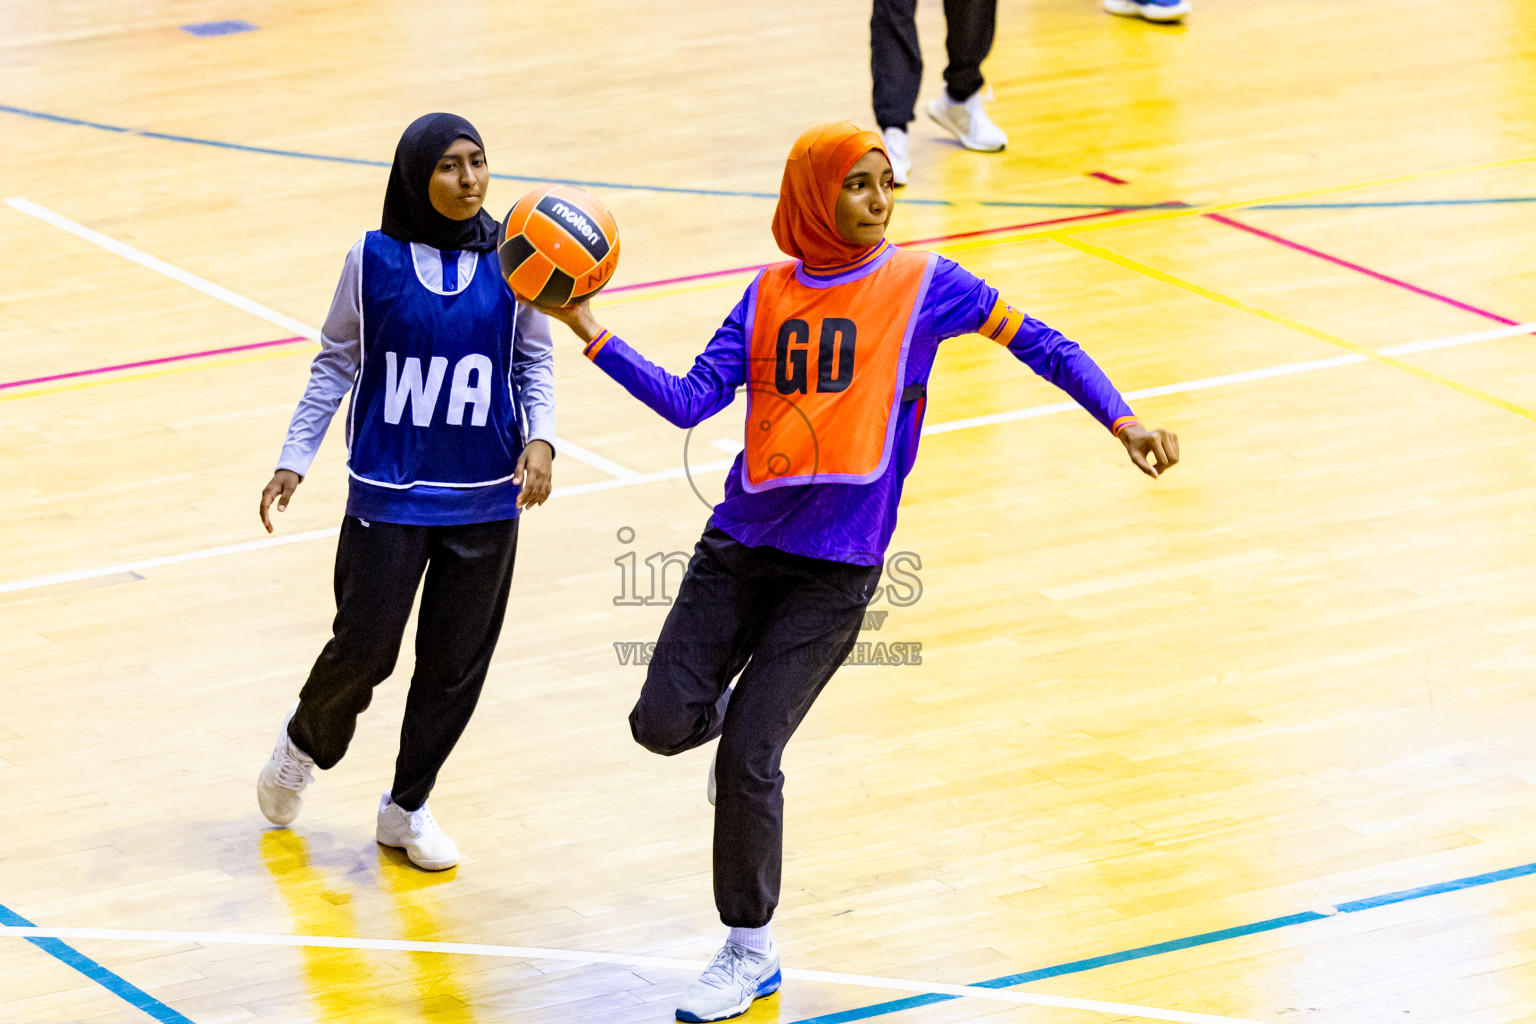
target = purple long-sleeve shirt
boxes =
[588,252,1135,565]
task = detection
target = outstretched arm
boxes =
[542,296,747,429]
[981,299,1179,478]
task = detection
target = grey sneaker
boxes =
[257,704,314,826]
[676,941,781,1022]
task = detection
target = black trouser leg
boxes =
[941,0,997,103]
[871,0,923,130]
[290,517,431,769]
[629,529,880,928]
[391,519,520,811]
[711,561,876,928]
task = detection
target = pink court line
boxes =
[0,335,310,391]
[602,207,1135,295]
[5,208,1132,393]
[1089,174,1521,326]
[1204,212,1521,326]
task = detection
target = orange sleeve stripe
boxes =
[978,298,1024,344]
[1111,415,1140,436]
[584,330,612,361]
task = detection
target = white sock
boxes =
[728,924,773,955]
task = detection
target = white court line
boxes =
[5,196,320,342]
[921,319,1536,436]
[2,196,638,482]
[3,320,1534,597]
[0,458,741,597]
[0,925,1264,1024]
[0,528,341,595]
[1380,320,1536,356]
[552,437,643,481]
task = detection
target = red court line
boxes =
[0,336,311,391]
[3,206,1133,391]
[602,207,1134,295]
[1205,212,1520,326]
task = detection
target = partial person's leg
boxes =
[871,0,923,131]
[290,517,431,768]
[872,0,922,184]
[941,0,996,103]
[712,555,881,929]
[926,0,1007,152]
[390,518,520,811]
[629,528,770,759]
[674,552,879,1022]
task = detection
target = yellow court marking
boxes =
[0,345,317,402]
[936,151,1536,257]
[1052,234,1536,424]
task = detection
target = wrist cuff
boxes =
[1111,416,1140,437]
[584,329,612,361]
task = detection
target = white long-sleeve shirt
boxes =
[276,238,556,478]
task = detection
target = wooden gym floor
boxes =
[2,1,1535,1022]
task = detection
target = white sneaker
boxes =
[881,126,911,186]
[707,747,718,806]
[1104,0,1191,22]
[257,704,314,826]
[925,87,1007,152]
[676,941,782,1023]
[376,795,460,871]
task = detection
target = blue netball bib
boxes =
[346,231,525,524]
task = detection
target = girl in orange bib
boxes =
[545,121,1178,1022]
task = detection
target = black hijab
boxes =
[380,112,500,253]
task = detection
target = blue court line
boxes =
[0,102,948,205]
[11,101,1532,214]
[0,903,197,1024]
[180,20,258,37]
[785,859,1536,1024]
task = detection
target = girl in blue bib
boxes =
[254,113,557,871]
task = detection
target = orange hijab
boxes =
[771,121,888,269]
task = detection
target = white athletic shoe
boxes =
[707,684,734,807]
[926,87,1007,152]
[376,795,460,871]
[675,941,782,1023]
[881,126,911,186]
[257,704,315,826]
[707,748,718,806]
[1104,0,1191,22]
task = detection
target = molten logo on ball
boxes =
[544,200,606,256]
[499,185,621,307]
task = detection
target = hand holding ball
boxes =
[499,186,620,308]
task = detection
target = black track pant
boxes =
[629,528,882,928]
[288,515,519,811]
[871,0,997,130]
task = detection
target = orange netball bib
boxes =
[742,244,936,492]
